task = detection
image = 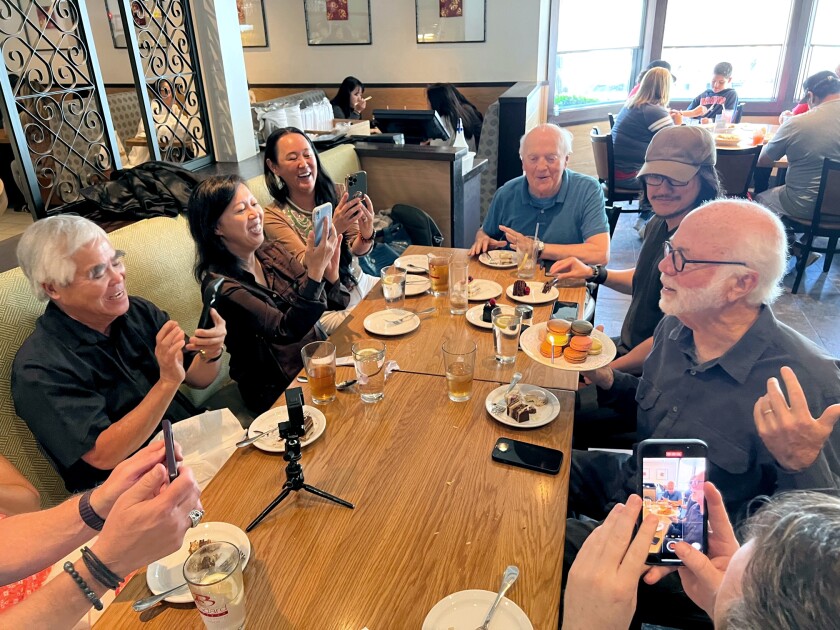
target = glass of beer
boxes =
[448,260,469,315]
[442,339,476,402]
[492,307,521,364]
[380,265,406,312]
[300,341,336,404]
[352,340,387,403]
[428,252,451,296]
[184,541,246,630]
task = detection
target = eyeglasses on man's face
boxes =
[662,241,748,273]
[643,174,691,187]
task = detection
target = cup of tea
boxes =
[428,253,451,296]
[442,339,476,402]
[301,341,336,404]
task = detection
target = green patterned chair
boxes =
[0,214,233,507]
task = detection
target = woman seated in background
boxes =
[611,67,676,190]
[188,175,348,414]
[262,127,377,334]
[426,83,484,151]
[330,76,367,120]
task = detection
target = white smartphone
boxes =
[312,202,333,246]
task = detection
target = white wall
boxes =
[86,0,551,85]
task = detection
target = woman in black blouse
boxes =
[330,76,366,120]
[187,175,349,413]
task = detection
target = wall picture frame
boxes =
[415,0,486,44]
[304,0,372,46]
[104,0,127,48]
[238,0,269,48]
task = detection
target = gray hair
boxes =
[721,491,840,630]
[16,215,109,301]
[519,123,573,159]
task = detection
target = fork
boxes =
[385,307,436,326]
[491,372,522,414]
[476,565,519,630]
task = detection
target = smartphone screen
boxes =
[492,438,563,475]
[312,202,333,246]
[638,439,708,564]
[550,300,579,321]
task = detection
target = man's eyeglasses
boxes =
[663,241,748,273]
[87,250,126,281]
[642,174,690,187]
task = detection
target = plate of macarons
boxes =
[519,318,616,371]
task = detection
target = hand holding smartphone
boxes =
[638,439,708,565]
[197,276,224,330]
[312,202,333,246]
[345,171,368,204]
[162,419,178,483]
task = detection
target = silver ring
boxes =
[188,509,204,528]
[763,408,775,415]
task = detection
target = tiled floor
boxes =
[0,208,33,241]
[597,213,840,355]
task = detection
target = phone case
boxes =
[162,419,178,483]
[492,438,563,475]
[198,276,224,330]
[346,171,368,200]
[312,202,333,246]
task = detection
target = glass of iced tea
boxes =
[442,339,476,402]
[300,341,336,404]
[352,340,387,403]
[183,541,246,630]
[492,307,521,364]
[448,259,469,315]
[428,252,451,296]
[380,265,406,312]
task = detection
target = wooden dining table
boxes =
[96,246,582,629]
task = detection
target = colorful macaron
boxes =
[547,318,572,334]
[570,320,593,336]
[569,336,593,353]
[563,347,588,363]
[588,338,603,355]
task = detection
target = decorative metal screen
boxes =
[0,0,119,217]
[120,0,212,168]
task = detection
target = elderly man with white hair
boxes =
[561,199,840,623]
[12,215,227,493]
[468,123,609,265]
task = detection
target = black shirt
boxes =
[12,297,199,492]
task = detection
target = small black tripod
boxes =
[246,388,354,532]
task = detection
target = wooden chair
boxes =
[730,102,745,124]
[715,145,760,197]
[787,158,840,294]
[590,127,639,236]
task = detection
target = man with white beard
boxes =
[560,199,840,624]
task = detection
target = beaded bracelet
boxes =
[64,561,104,611]
[81,546,123,590]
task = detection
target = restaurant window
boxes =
[661,0,793,101]
[553,0,646,112]
[801,0,840,85]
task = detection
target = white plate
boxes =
[478,251,517,268]
[146,522,251,604]
[247,405,327,453]
[465,304,515,330]
[394,254,429,273]
[485,384,560,429]
[363,309,421,336]
[506,281,559,304]
[519,322,617,371]
[467,279,503,301]
[405,276,431,296]
[422,589,532,630]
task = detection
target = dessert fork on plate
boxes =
[491,372,522,414]
[385,307,435,326]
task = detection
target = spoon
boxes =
[476,565,519,630]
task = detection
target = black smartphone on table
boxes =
[638,438,708,565]
[492,437,563,475]
[198,276,224,330]
[550,300,579,321]
[162,419,178,483]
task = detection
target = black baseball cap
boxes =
[647,59,676,82]
[800,70,839,103]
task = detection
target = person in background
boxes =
[468,124,609,266]
[262,127,377,334]
[778,62,840,122]
[677,62,739,121]
[330,76,367,120]
[612,67,676,190]
[562,486,840,629]
[0,442,201,627]
[661,480,682,503]
[627,59,674,99]
[188,176,348,414]
[12,216,226,493]
[426,83,484,152]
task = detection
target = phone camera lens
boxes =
[497,441,510,452]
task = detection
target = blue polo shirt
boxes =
[481,170,608,245]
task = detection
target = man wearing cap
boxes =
[756,70,840,223]
[550,127,721,377]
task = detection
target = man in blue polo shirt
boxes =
[468,123,609,265]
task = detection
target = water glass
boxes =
[516,239,537,279]
[448,260,469,315]
[380,265,407,312]
[300,341,336,405]
[428,253,451,296]
[492,307,521,364]
[183,541,246,630]
[442,339,476,402]
[352,340,387,403]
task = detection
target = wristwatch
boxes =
[589,264,601,280]
[535,239,545,256]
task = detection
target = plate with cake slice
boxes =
[506,280,559,304]
[485,384,560,429]
[247,405,326,453]
[478,250,517,268]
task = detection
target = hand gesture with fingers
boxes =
[468,230,507,256]
[333,192,364,234]
[754,366,840,471]
[563,495,660,630]
[188,308,227,362]
[155,320,186,386]
[549,257,591,279]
